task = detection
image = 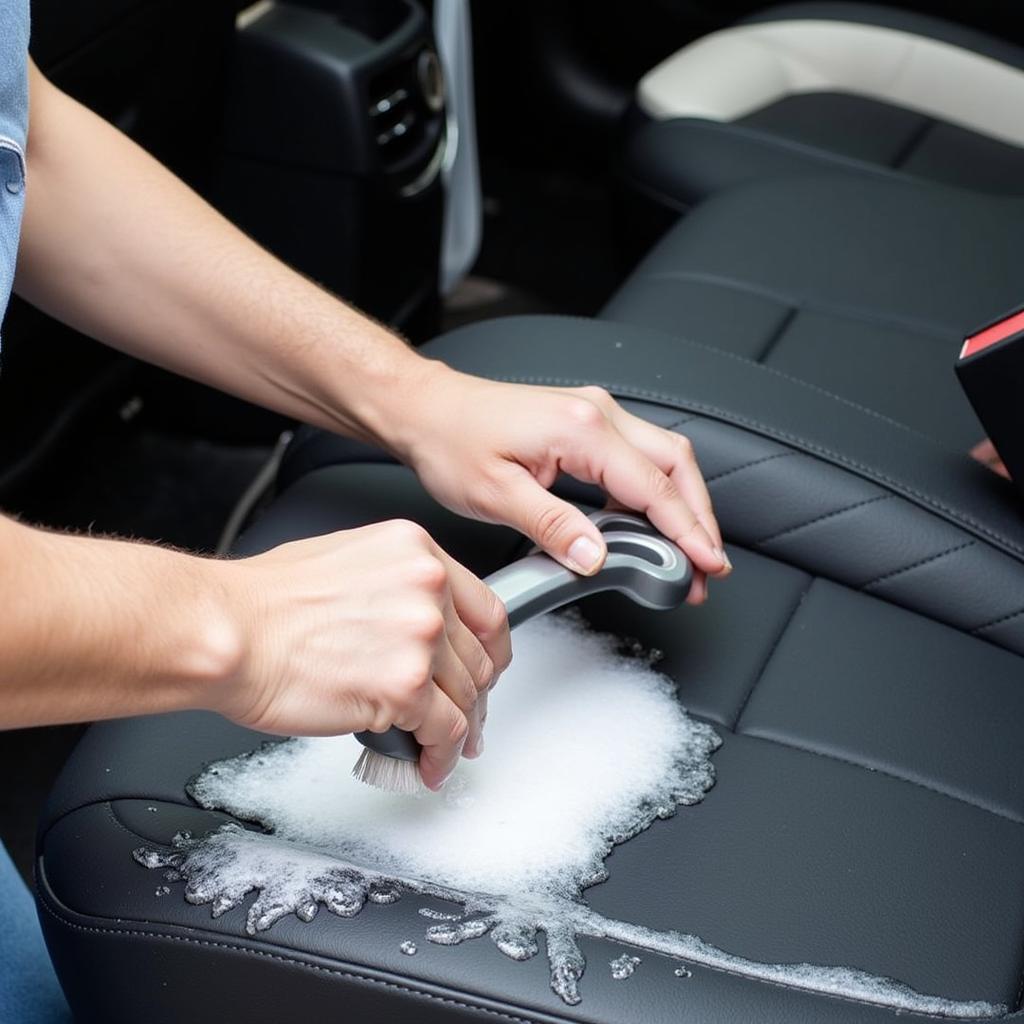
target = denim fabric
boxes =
[0,842,71,1022]
[0,0,30,351]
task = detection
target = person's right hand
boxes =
[207,520,511,790]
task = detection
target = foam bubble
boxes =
[133,614,1003,1017]
[610,953,641,980]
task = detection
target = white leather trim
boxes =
[638,20,1024,148]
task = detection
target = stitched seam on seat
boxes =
[596,307,946,440]
[732,581,813,730]
[34,898,554,1024]
[665,414,699,430]
[106,802,148,841]
[972,606,1024,635]
[891,116,936,169]
[861,540,977,590]
[704,450,797,484]
[737,730,1024,827]
[491,368,1024,560]
[755,495,891,546]
[641,269,955,344]
[755,306,799,363]
[38,892,990,1020]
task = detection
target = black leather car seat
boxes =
[36,316,1024,1023]
[604,170,1022,452]
[625,2,1024,215]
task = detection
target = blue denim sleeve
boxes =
[0,0,31,350]
[0,841,72,1023]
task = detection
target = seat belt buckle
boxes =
[956,304,1024,493]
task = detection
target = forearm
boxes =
[0,516,239,729]
[14,62,428,449]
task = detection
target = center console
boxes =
[219,0,446,339]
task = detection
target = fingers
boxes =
[430,549,508,759]
[970,438,1011,479]
[436,611,489,758]
[491,465,610,575]
[436,549,512,679]
[614,413,724,555]
[408,541,504,766]
[554,389,729,591]
[605,412,728,604]
[971,438,999,464]
[561,425,727,580]
[411,685,469,791]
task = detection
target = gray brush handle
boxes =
[356,511,693,762]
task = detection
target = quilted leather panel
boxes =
[604,175,1022,451]
[674,413,1024,655]
[738,578,1024,820]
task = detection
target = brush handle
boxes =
[355,511,693,762]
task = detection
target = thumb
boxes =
[501,472,607,575]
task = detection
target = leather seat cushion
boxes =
[36,460,1024,1023]
[627,2,1024,209]
[603,173,1023,451]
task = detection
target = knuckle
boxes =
[386,518,432,549]
[578,385,612,407]
[564,397,605,430]
[681,517,704,541]
[391,651,434,698]
[407,554,447,594]
[405,604,446,643]
[649,469,678,501]
[674,434,695,459]
[368,705,397,734]
[533,502,576,547]
[472,650,495,691]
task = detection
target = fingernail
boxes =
[714,546,732,573]
[567,536,603,575]
[476,734,484,756]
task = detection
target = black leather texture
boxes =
[37,311,1024,1022]
[624,3,1024,210]
[273,315,1024,653]
[37,458,1024,1023]
[604,174,1023,451]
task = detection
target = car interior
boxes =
[6,0,1024,1021]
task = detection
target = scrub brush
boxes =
[352,511,693,794]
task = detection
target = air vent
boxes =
[367,47,444,182]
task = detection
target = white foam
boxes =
[132,614,1004,1017]
[187,614,717,900]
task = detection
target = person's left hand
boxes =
[387,364,731,606]
[970,438,1010,479]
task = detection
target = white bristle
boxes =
[351,747,425,796]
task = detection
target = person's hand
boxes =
[388,366,731,604]
[208,520,510,790]
[970,438,1010,479]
